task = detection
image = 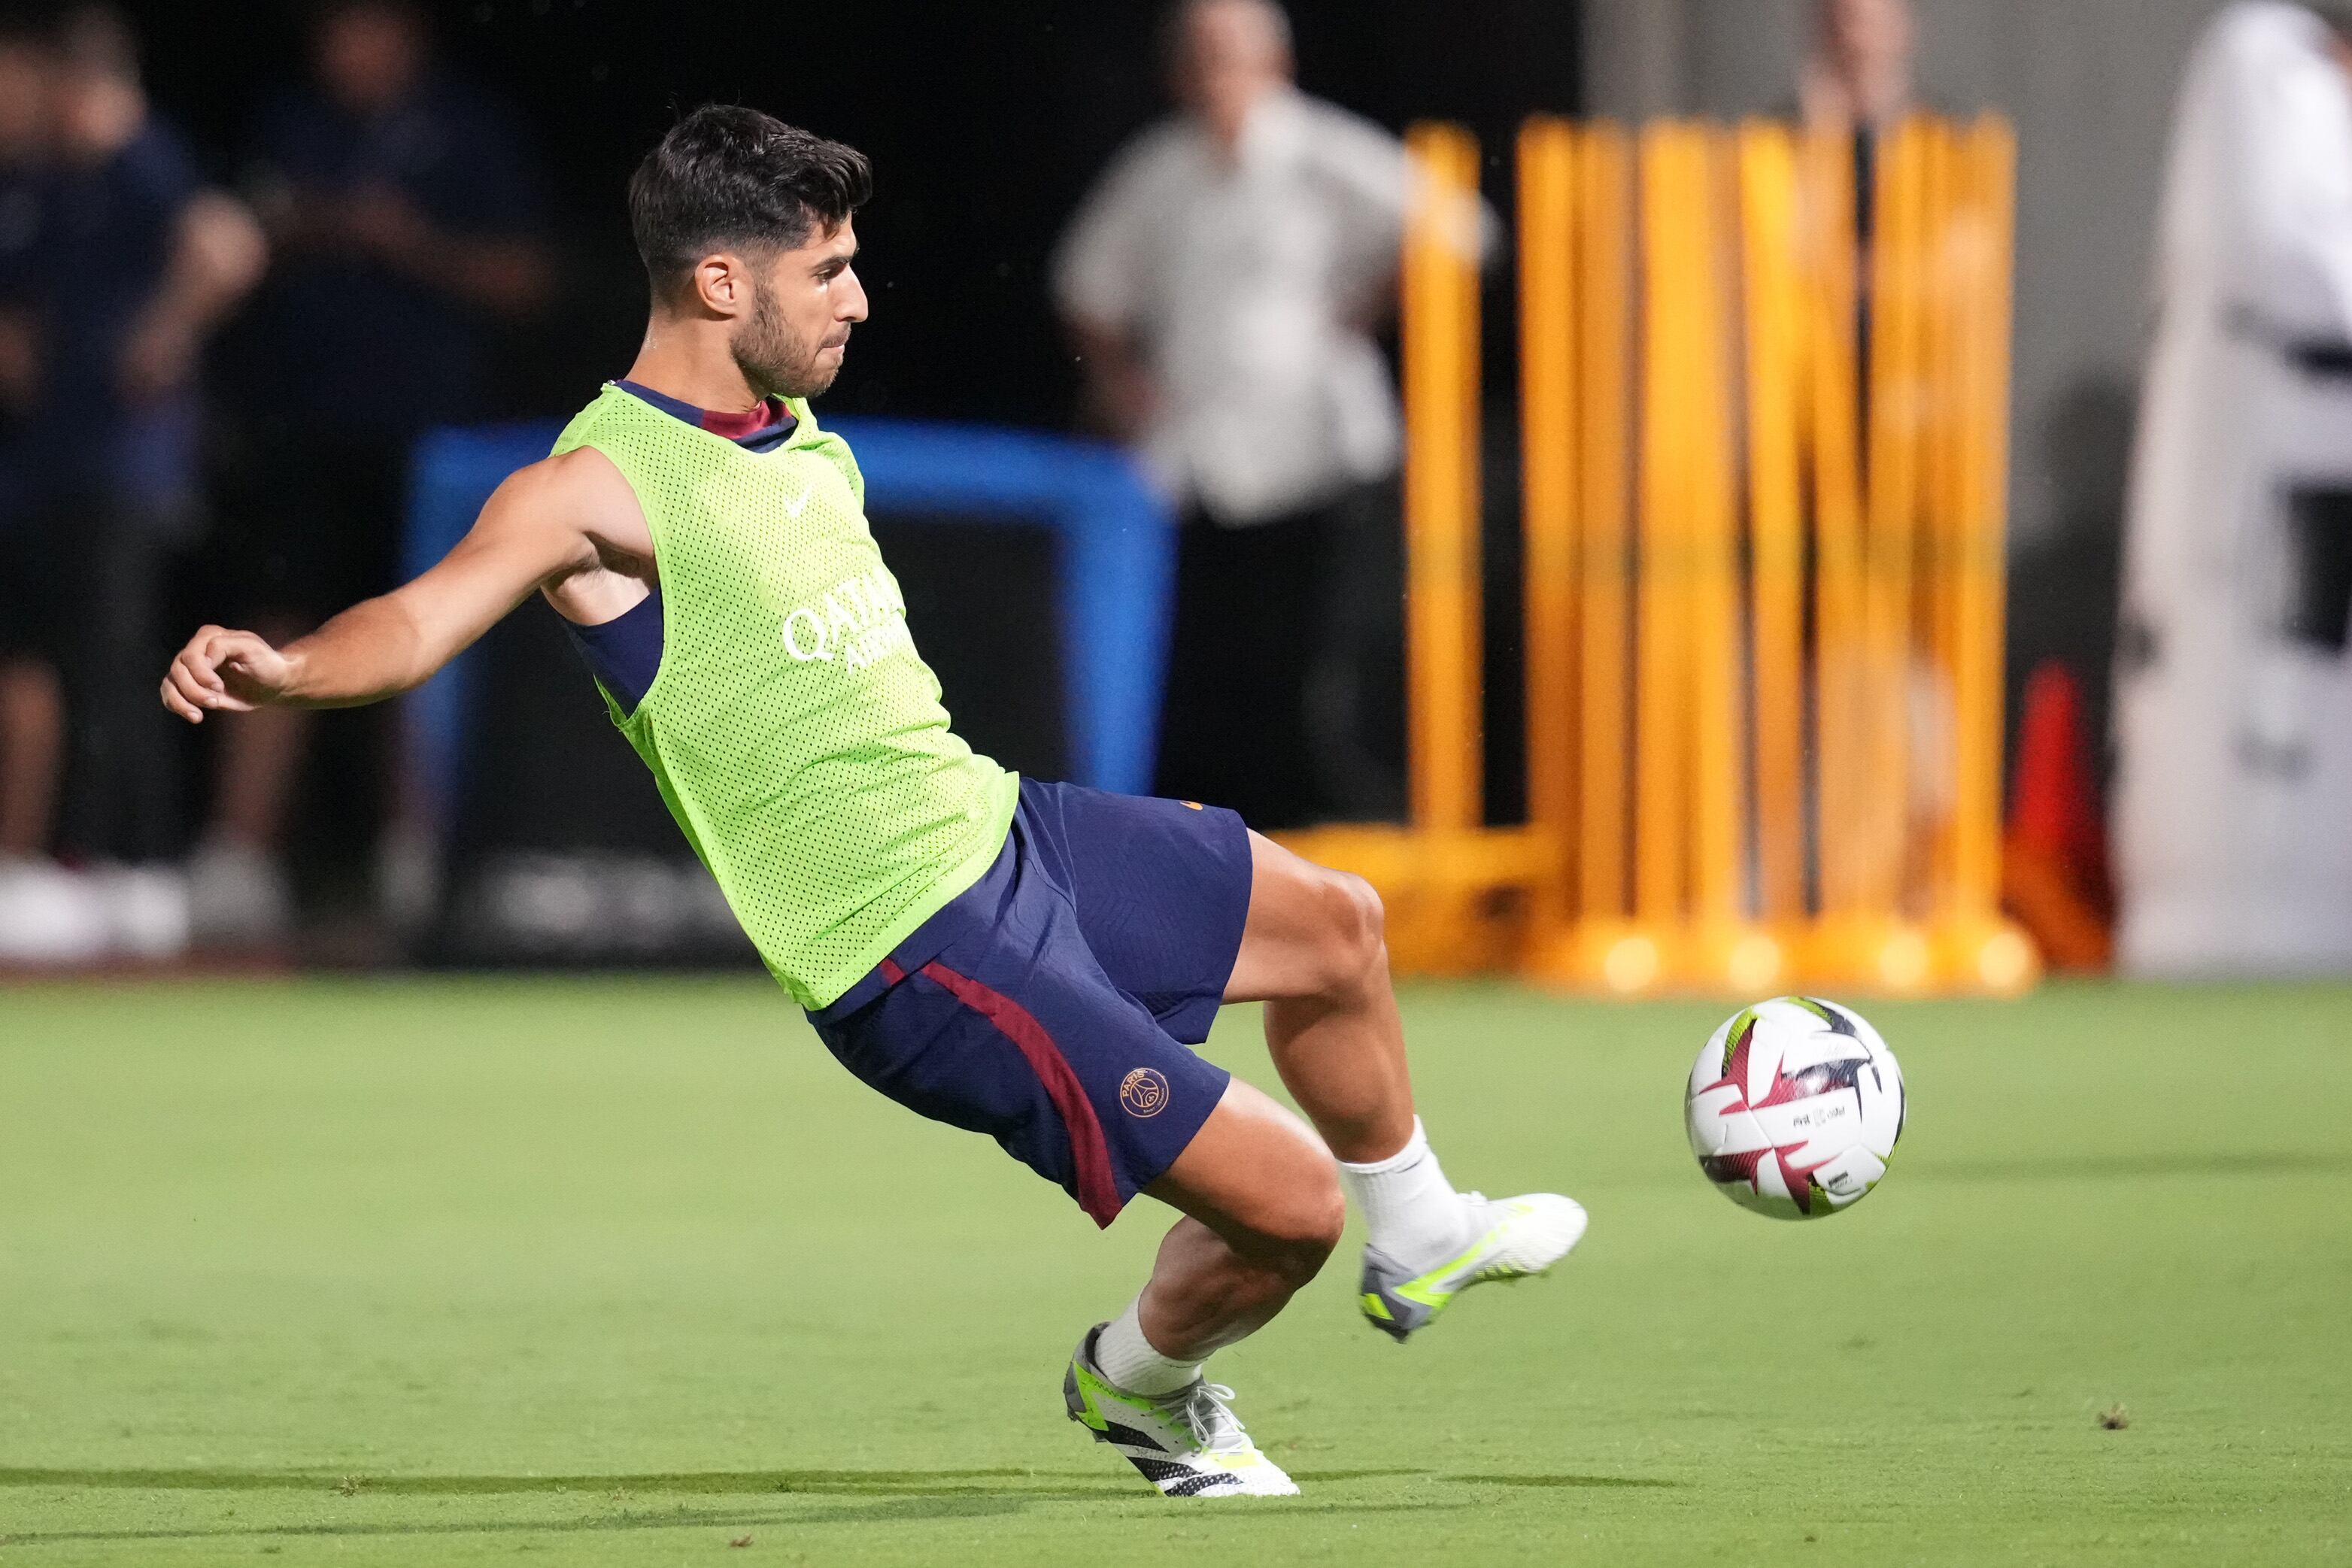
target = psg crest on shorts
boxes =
[1118,1068,1171,1118]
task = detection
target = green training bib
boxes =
[551,384,1018,1007]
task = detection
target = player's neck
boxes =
[623,323,770,417]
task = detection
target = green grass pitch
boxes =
[2,977,2347,1565]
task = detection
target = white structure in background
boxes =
[2117,1,2352,973]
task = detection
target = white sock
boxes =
[1093,1297,1202,1397]
[1339,1117,1477,1272]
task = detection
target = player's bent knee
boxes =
[1221,1136,1343,1282]
[1155,1079,1343,1284]
[1312,867,1387,994]
[1336,869,1385,957]
[1298,1172,1349,1256]
[1234,1169,1346,1285]
[1231,836,1391,1004]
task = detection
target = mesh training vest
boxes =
[551,384,1018,1008]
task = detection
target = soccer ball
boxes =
[1683,996,1904,1219]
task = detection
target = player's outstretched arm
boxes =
[161,449,635,723]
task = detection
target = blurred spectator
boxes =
[0,17,90,962]
[194,0,551,944]
[1793,0,1918,367]
[2116,2,2352,974]
[0,6,264,963]
[1053,0,1410,828]
[1797,0,1918,141]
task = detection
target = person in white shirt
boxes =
[1053,0,1411,827]
[2117,1,2352,973]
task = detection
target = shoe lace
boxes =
[1176,1382,1252,1456]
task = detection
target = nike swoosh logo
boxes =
[782,486,812,519]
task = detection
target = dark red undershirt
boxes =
[615,378,798,452]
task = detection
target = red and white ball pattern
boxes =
[1684,996,1904,1220]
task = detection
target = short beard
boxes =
[730,281,836,400]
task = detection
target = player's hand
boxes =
[160,626,296,723]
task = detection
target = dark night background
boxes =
[25,0,1589,940]
[104,1,1588,901]
[120,0,1584,430]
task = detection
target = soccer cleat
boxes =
[1063,1326,1299,1498]
[1358,1191,1588,1342]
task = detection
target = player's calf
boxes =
[1140,1184,1344,1354]
[1062,1209,1333,1500]
[1224,833,1589,1342]
[1067,1080,1336,1497]
[1228,839,1417,1162]
[1138,1079,1344,1361]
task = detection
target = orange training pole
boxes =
[1688,126,1744,933]
[1920,119,1966,917]
[1576,124,1634,924]
[1740,121,1807,926]
[1519,117,1579,930]
[1804,125,1868,921]
[1635,122,1697,930]
[1861,118,1930,920]
[1952,116,2017,924]
[1403,123,1483,836]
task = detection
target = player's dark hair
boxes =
[629,105,872,300]
[2314,2,2352,41]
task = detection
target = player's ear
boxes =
[690,252,748,320]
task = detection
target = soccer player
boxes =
[160,107,1585,1500]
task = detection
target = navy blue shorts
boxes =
[806,778,1254,1227]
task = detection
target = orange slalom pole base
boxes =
[1271,825,1552,977]
[1523,920,1788,997]
[1520,913,2035,998]
[1929,914,2042,996]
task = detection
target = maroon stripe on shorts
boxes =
[915,960,1122,1227]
